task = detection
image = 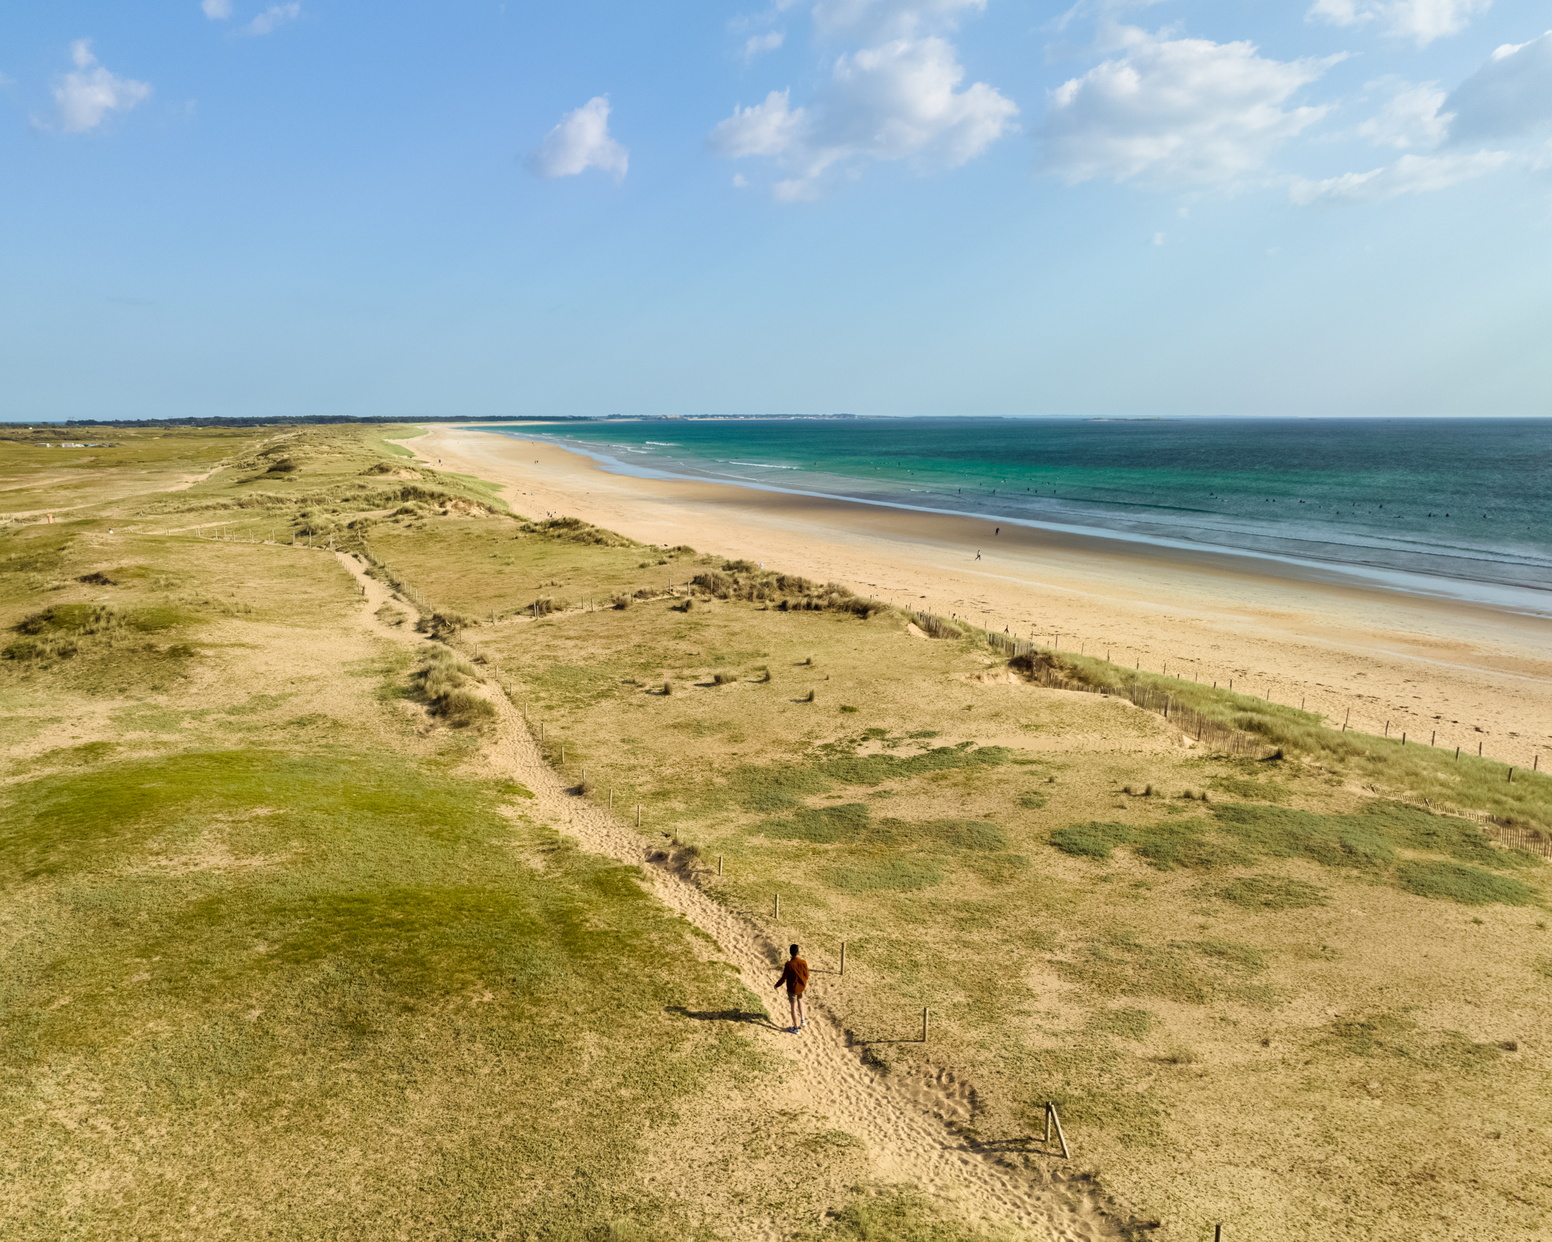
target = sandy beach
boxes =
[410,424,1552,767]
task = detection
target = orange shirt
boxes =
[778,957,809,995]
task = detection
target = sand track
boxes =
[333,550,1139,1240]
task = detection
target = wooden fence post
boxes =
[839,941,846,976]
[636,804,642,828]
[921,1007,929,1042]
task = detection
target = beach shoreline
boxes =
[408,424,1552,767]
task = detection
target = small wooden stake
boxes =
[636,804,642,828]
[773,893,780,919]
[717,855,723,876]
[1044,1102,1070,1159]
[921,1007,929,1043]
[1214,1227,1224,1242]
[839,941,846,976]
[609,788,614,808]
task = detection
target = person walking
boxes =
[774,944,809,1033]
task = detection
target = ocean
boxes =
[482,417,1552,614]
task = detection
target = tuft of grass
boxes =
[1217,874,1329,910]
[711,669,735,685]
[840,704,858,713]
[1017,790,1048,809]
[415,609,471,639]
[409,647,497,728]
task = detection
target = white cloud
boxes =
[811,0,985,39]
[711,36,1014,197]
[1357,79,1452,147]
[50,40,151,134]
[712,89,809,157]
[1290,149,1515,201]
[527,96,629,180]
[1444,30,1552,142]
[243,3,301,36]
[1307,0,1490,46]
[745,31,786,58]
[1294,32,1552,204]
[1041,28,1331,187]
[202,0,233,18]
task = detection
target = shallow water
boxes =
[483,417,1552,613]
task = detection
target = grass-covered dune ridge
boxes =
[3,421,1551,1241]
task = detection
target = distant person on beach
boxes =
[975,550,981,560]
[774,945,808,1033]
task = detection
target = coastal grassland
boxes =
[1022,651,1552,833]
[0,431,922,1242]
[462,535,1552,1241]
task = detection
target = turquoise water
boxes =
[483,417,1552,613]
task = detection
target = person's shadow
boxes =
[665,1006,782,1031]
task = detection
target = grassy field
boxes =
[0,426,968,1242]
[4,422,1550,1241]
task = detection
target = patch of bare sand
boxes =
[407,426,1552,769]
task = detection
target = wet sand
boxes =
[408,424,1552,767]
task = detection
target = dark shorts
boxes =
[786,986,805,998]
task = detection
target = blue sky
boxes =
[3,0,1551,420]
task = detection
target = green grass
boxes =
[1216,874,1329,910]
[1034,650,1552,831]
[1049,801,1542,907]
[1394,860,1539,906]
[0,747,786,1239]
[807,1193,1007,1242]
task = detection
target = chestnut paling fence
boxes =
[913,610,1277,760]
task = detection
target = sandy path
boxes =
[479,691,1136,1239]
[336,551,1134,1239]
[409,426,1552,769]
